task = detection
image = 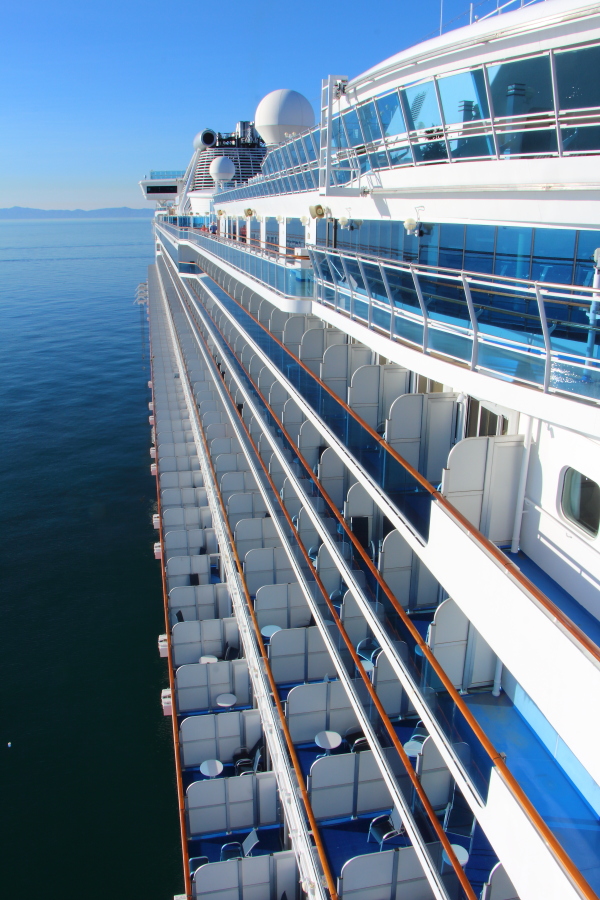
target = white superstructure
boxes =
[140,3,600,900]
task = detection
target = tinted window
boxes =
[531,229,575,284]
[438,69,490,124]
[343,108,364,146]
[358,101,383,143]
[487,55,553,117]
[555,45,600,110]
[495,226,532,278]
[402,80,442,131]
[376,92,406,137]
[562,468,600,536]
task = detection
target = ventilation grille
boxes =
[192,148,266,191]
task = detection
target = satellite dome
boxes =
[209,156,236,184]
[254,89,315,145]
[193,129,217,150]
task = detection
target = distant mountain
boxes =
[0,206,155,219]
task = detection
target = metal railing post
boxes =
[534,282,552,392]
[411,266,429,354]
[461,272,479,370]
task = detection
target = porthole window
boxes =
[562,468,600,537]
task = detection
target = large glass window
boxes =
[487,55,554,118]
[376,91,406,138]
[494,226,532,279]
[343,108,364,146]
[358,101,383,144]
[437,68,490,123]
[531,229,575,284]
[562,468,600,536]
[574,230,600,286]
[555,45,600,110]
[464,225,495,274]
[402,80,443,131]
[331,115,348,149]
[295,137,307,165]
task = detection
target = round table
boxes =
[200,655,218,664]
[200,759,223,778]
[216,692,237,708]
[442,843,469,867]
[315,730,342,754]
[403,739,425,758]
[261,624,282,639]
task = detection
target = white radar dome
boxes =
[209,156,236,184]
[254,89,315,145]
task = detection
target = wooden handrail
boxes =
[159,259,338,900]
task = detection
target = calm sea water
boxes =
[1,219,182,898]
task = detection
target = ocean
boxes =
[1,219,182,898]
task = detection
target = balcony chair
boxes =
[189,856,209,878]
[367,807,405,850]
[220,828,259,861]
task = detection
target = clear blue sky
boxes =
[0,0,497,209]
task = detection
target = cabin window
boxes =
[562,468,600,537]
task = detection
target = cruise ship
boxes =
[139,2,600,898]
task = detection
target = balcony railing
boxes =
[309,248,600,403]
[158,223,314,300]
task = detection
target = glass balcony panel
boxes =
[389,145,413,167]
[295,137,308,165]
[477,342,546,386]
[449,134,495,160]
[562,125,600,153]
[362,261,389,304]
[376,91,407,138]
[555,44,600,110]
[343,108,364,147]
[358,101,383,144]
[412,136,448,163]
[342,258,368,296]
[402,80,443,131]
[487,54,554,118]
[358,153,372,175]
[369,150,390,170]
[437,68,490,124]
[496,128,557,157]
[333,167,353,186]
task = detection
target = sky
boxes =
[0,0,502,209]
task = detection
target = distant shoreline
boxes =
[0,206,155,219]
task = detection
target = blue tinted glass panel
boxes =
[562,126,600,153]
[497,129,557,156]
[287,142,299,166]
[274,149,285,170]
[555,45,600,110]
[295,171,307,191]
[450,135,494,159]
[369,150,390,169]
[296,138,307,164]
[439,224,465,269]
[343,108,364,146]
[487,55,553,117]
[464,225,495,273]
[438,68,490,123]
[376,92,406,137]
[531,229,575,284]
[331,115,348,149]
[389,145,412,166]
[412,138,447,163]
[418,224,439,267]
[402,81,442,130]
[358,153,371,174]
[358,101,382,143]
[304,133,317,161]
[495,226,532,279]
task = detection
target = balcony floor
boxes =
[506,551,600,650]
[463,692,600,893]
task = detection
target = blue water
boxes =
[0,220,182,898]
